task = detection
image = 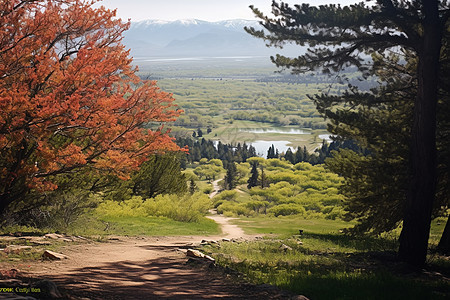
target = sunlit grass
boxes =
[201,216,450,300]
[97,215,220,236]
[231,215,350,236]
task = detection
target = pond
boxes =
[251,140,292,157]
[318,134,334,143]
[239,128,312,134]
[214,126,332,157]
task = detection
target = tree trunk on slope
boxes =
[437,216,450,255]
[398,0,442,268]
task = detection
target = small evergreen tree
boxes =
[284,148,295,164]
[247,162,259,189]
[267,144,278,159]
[224,162,238,190]
[295,146,304,163]
[189,179,197,195]
[260,165,268,188]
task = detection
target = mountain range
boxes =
[123,19,302,58]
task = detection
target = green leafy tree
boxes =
[193,160,224,182]
[131,153,187,199]
[247,0,449,267]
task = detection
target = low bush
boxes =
[95,192,211,222]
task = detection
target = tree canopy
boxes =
[0,0,183,215]
[247,0,450,267]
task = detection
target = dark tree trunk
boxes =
[398,0,442,268]
[437,216,450,255]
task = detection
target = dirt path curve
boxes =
[6,184,300,299]
[206,179,248,239]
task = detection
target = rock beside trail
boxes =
[280,243,293,252]
[201,239,218,245]
[4,245,33,252]
[42,250,68,260]
[44,233,65,240]
[186,249,215,263]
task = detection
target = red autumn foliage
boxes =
[0,0,184,213]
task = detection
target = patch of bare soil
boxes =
[0,217,303,299]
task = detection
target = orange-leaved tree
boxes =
[0,0,183,215]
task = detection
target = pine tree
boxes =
[246,0,449,267]
[189,179,197,195]
[267,144,275,159]
[224,162,238,190]
[295,146,304,164]
[247,162,259,189]
[259,165,268,188]
[267,144,279,159]
[284,148,295,164]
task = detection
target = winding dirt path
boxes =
[1,183,299,299]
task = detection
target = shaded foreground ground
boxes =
[0,213,305,299]
[31,236,301,299]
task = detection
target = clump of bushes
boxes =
[215,159,346,219]
[95,192,211,222]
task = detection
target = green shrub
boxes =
[95,192,211,222]
[217,201,253,216]
[268,204,306,216]
[214,190,238,201]
[203,187,213,194]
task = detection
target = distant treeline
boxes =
[176,137,363,167]
[256,73,377,91]
[176,137,257,168]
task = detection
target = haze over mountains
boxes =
[123,19,302,58]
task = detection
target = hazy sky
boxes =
[95,0,363,22]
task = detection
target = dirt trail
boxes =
[17,221,270,299]
[0,183,299,299]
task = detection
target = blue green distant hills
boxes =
[124,19,304,58]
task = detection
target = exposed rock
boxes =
[42,250,68,260]
[44,233,64,240]
[279,244,293,252]
[31,240,52,246]
[186,249,215,262]
[221,238,231,242]
[297,241,304,245]
[5,245,32,252]
[200,239,217,245]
